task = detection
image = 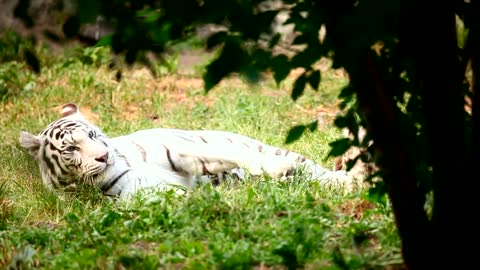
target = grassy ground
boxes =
[0,39,402,269]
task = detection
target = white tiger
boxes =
[19,103,352,199]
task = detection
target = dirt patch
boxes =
[114,61,347,123]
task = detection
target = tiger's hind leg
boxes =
[195,168,246,187]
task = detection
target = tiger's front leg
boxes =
[165,144,297,179]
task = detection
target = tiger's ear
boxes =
[61,103,80,117]
[19,131,42,157]
[60,103,87,122]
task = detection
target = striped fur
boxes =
[19,103,352,199]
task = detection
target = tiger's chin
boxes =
[83,171,107,186]
[82,164,110,184]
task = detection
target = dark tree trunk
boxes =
[464,0,480,265]
[470,3,480,176]
[348,53,431,269]
[348,1,477,268]
[410,1,474,268]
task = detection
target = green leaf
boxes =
[307,120,318,131]
[63,16,80,38]
[100,210,121,229]
[339,85,355,98]
[204,41,245,92]
[333,111,356,129]
[338,85,355,110]
[345,155,360,171]
[308,70,321,90]
[285,125,306,144]
[77,0,101,23]
[242,65,262,84]
[292,34,309,45]
[339,95,353,110]
[333,116,348,129]
[24,49,40,73]
[255,10,279,33]
[273,245,298,270]
[291,73,307,101]
[364,180,387,206]
[206,31,228,50]
[304,191,316,208]
[142,10,161,23]
[125,49,138,65]
[96,34,113,47]
[269,33,281,48]
[271,54,290,85]
[327,138,352,158]
[290,44,324,68]
[65,212,80,223]
[204,61,227,92]
[285,120,317,144]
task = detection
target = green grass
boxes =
[0,41,401,269]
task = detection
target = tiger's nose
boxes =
[95,152,109,163]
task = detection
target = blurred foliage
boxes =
[0,31,36,63]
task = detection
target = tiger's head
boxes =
[19,103,114,191]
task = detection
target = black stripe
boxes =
[64,122,77,128]
[212,176,220,186]
[49,141,60,152]
[100,170,130,193]
[134,143,147,161]
[51,154,69,176]
[198,136,208,143]
[56,176,71,186]
[201,159,212,175]
[54,119,67,126]
[50,177,60,189]
[163,145,179,172]
[43,143,56,176]
[177,135,197,143]
[114,149,130,166]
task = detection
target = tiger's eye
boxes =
[66,146,78,152]
[88,130,95,138]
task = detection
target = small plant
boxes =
[154,52,180,75]
[0,62,36,101]
[0,182,12,230]
[72,46,113,67]
[0,31,35,63]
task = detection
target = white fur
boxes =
[20,104,354,200]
